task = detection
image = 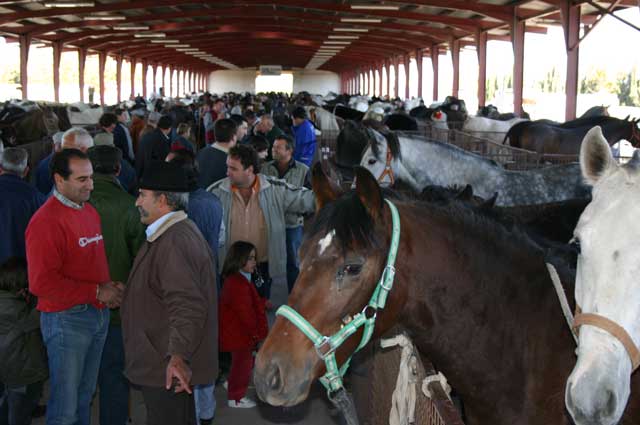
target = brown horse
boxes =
[505,116,640,155]
[254,166,640,424]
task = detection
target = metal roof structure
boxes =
[0,1,637,117]
[0,1,636,71]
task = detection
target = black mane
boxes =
[307,192,379,252]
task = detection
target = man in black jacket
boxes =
[195,118,237,189]
[136,115,173,179]
[0,257,48,425]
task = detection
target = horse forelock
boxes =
[306,192,381,254]
[368,127,401,161]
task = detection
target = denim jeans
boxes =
[193,384,215,421]
[286,226,303,293]
[40,304,110,425]
[97,325,129,425]
[0,381,43,425]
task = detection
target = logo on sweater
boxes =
[78,234,103,247]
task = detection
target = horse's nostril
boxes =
[268,363,282,392]
[604,390,617,417]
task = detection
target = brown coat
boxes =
[121,211,218,387]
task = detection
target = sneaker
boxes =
[228,397,256,408]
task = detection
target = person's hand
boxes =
[97,282,124,308]
[165,355,192,394]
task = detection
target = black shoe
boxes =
[200,417,213,425]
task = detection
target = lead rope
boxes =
[545,263,578,344]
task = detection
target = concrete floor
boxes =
[33,277,342,424]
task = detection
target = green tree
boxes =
[616,68,640,106]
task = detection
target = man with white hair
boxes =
[0,147,46,264]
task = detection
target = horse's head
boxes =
[628,117,640,147]
[565,126,640,425]
[255,166,403,406]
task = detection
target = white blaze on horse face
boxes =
[318,230,336,256]
[566,144,640,425]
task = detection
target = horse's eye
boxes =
[569,237,581,255]
[344,264,362,275]
[368,159,377,165]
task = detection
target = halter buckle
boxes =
[380,265,396,291]
[315,336,336,360]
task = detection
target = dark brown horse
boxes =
[254,166,640,424]
[505,116,640,155]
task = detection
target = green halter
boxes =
[276,199,401,395]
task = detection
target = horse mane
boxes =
[559,115,622,129]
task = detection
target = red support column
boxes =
[19,34,30,100]
[393,57,399,99]
[78,48,86,103]
[182,69,186,97]
[451,38,461,98]
[142,60,148,99]
[152,64,158,95]
[476,30,488,107]
[386,59,391,98]
[404,55,410,99]
[562,2,581,120]
[512,19,525,116]
[52,41,62,103]
[130,57,136,100]
[98,51,106,105]
[416,49,423,99]
[116,55,123,103]
[431,44,439,102]
[161,65,166,95]
[170,67,175,98]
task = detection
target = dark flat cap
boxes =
[139,160,190,192]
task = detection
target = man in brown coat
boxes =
[121,161,217,425]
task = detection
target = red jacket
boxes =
[219,272,268,352]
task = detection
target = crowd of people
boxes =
[0,92,320,425]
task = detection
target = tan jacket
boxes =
[121,211,218,387]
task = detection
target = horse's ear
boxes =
[311,162,341,212]
[456,184,473,201]
[580,126,617,186]
[624,115,630,121]
[480,193,498,210]
[354,166,384,221]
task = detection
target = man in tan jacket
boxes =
[121,161,217,425]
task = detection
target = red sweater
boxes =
[219,272,268,352]
[26,196,110,312]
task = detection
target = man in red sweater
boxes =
[26,148,123,425]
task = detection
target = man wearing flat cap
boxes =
[121,161,218,425]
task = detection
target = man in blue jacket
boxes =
[291,107,316,167]
[0,147,46,264]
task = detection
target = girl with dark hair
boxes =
[219,241,268,408]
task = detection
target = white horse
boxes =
[462,116,527,144]
[565,126,640,425]
[359,128,590,206]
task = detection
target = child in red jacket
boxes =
[219,241,268,408]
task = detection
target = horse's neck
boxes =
[603,120,632,144]
[393,138,500,194]
[393,209,575,423]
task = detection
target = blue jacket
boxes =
[34,153,53,195]
[292,119,317,167]
[0,174,46,264]
[188,188,223,260]
[113,123,133,163]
